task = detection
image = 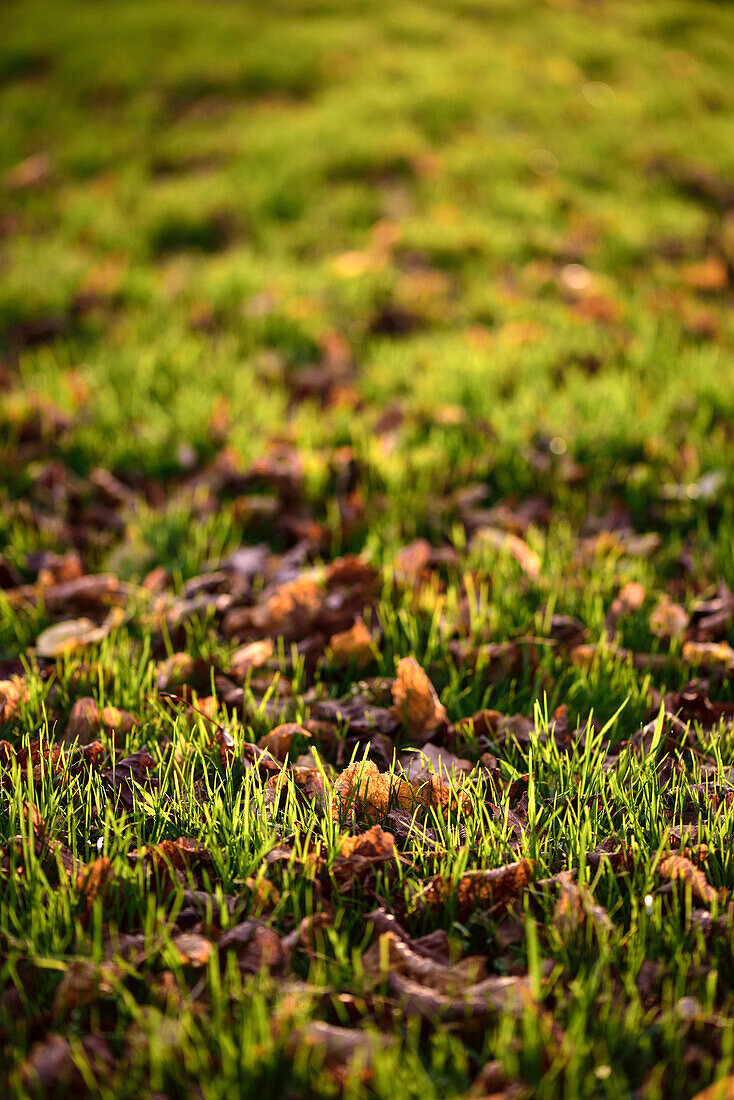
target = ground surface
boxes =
[2,1,734,1097]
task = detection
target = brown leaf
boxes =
[172,932,212,967]
[36,618,105,658]
[64,697,100,743]
[288,1020,391,1067]
[218,921,288,973]
[6,152,51,191]
[391,656,447,735]
[331,825,395,889]
[229,639,274,681]
[332,760,459,824]
[76,856,114,914]
[328,618,375,668]
[416,859,535,917]
[388,968,532,1021]
[473,527,541,579]
[399,742,473,784]
[605,580,646,638]
[364,930,485,992]
[554,871,612,935]
[54,959,119,1013]
[20,1034,74,1091]
[681,257,728,292]
[0,676,29,723]
[657,854,720,908]
[100,705,137,737]
[682,641,734,670]
[257,722,310,762]
[650,596,689,639]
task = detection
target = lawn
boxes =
[2,0,734,1096]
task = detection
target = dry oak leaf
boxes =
[64,697,100,744]
[172,932,212,968]
[657,854,720,908]
[391,656,447,735]
[53,959,119,1013]
[229,639,274,680]
[35,618,103,658]
[288,1020,392,1067]
[473,527,541,580]
[257,722,310,763]
[650,596,689,639]
[415,858,535,917]
[0,677,29,723]
[363,930,486,993]
[218,921,288,973]
[682,641,734,670]
[554,871,612,935]
[331,825,396,888]
[332,760,458,823]
[387,968,533,1022]
[76,856,114,914]
[100,706,137,737]
[328,618,375,668]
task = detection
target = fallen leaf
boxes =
[391,657,447,735]
[328,618,375,668]
[64,697,100,743]
[36,618,104,658]
[172,932,212,967]
[0,676,29,722]
[332,759,458,824]
[682,641,734,670]
[473,527,541,579]
[330,825,395,889]
[76,856,114,914]
[689,1079,734,1100]
[229,639,274,680]
[657,854,719,908]
[218,921,288,973]
[257,723,310,762]
[288,1020,391,1067]
[650,596,689,639]
[415,859,535,917]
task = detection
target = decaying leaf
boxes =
[473,527,542,579]
[287,1020,392,1067]
[64,697,100,743]
[391,657,447,735]
[332,759,459,824]
[330,825,396,889]
[76,856,114,915]
[553,871,612,935]
[0,677,29,723]
[657,854,720,908]
[650,596,689,639]
[258,723,310,762]
[35,618,104,658]
[363,929,485,992]
[172,932,212,967]
[218,920,288,973]
[54,959,119,1013]
[328,618,375,668]
[689,1079,734,1100]
[229,639,274,680]
[682,641,734,670]
[415,859,535,916]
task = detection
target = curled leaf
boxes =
[391,657,447,735]
[415,859,535,917]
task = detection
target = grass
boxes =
[2,0,734,1096]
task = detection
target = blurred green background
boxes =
[2,0,734,564]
